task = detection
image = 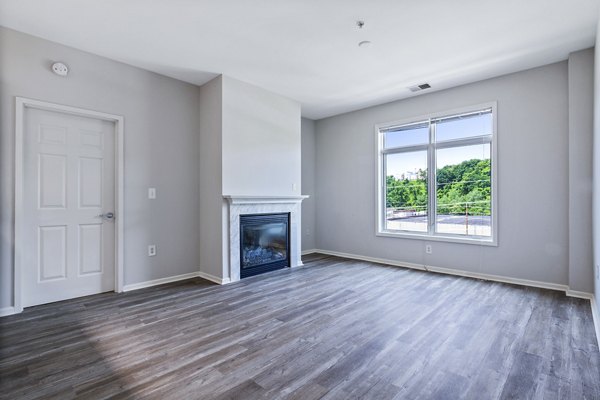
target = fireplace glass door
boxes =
[240,213,290,278]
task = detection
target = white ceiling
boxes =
[0,0,598,119]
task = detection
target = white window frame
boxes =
[375,102,498,246]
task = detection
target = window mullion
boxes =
[428,121,436,236]
[382,153,387,232]
[382,143,429,154]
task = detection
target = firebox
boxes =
[239,213,290,278]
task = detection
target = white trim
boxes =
[0,307,16,317]
[375,103,498,132]
[312,249,573,293]
[122,272,200,292]
[14,97,125,313]
[14,98,24,313]
[223,195,309,205]
[198,271,232,285]
[565,289,594,299]
[115,110,125,294]
[376,230,497,246]
[591,296,600,348]
[301,249,318,255]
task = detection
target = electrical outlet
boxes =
[425,244,432,254]
[292,183,297,192]
[148,187,156,200]
[148,245,157,257]
[596,264,599,280]
[306,228,311,236]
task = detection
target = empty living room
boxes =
[2,1,600,399]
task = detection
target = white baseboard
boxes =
[565,289,594,299]
[198,271,232,285]
[301,249,318,255]
[122,272,200,292]
[312,249,591,296]
[0,307,16,317]
[591,296,600,348]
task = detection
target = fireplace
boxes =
[240,213,290,278]
[224,195,307,283]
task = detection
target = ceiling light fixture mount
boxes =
[356,20,371,47]
[51,62,69,77]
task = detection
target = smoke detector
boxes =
[408,83,431,92]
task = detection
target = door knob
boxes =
[97,212,115,220]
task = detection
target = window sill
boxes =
[376,230,498,246]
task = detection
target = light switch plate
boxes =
[148,187,156,199]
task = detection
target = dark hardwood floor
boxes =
[1,253,599,399]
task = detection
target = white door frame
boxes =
[14,97,125,313]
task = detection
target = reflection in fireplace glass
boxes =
[240,213,289,278]
[242,222,287,267]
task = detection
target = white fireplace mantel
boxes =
[224,195,309,205]
[223,195,309,283]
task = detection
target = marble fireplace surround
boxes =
[224,195,309,282]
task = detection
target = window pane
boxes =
[435,143,491,236]
[385,151,428,232]
[383,122,428,149]
[435,111,492,142]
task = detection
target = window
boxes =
[377,104,496,244]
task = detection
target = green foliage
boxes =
[385,174,427,211]
[386,158,491,216]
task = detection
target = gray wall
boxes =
[568,49,594,294]
[0,27,201,309]
[301,118,317,251]
[315,61,573,286]
[594,19,600,311]
[198,76,226,280]
[221,76,302,196]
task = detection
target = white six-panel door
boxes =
[22,107,116,307]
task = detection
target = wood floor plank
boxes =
[1,254,599,399]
